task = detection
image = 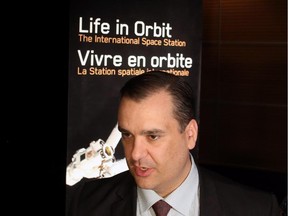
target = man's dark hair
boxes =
[120,70,196,132]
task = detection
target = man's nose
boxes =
[131,137,147,161]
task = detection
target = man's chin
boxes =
[135,179,155,190]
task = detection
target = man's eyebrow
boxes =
[142,129,165,135]
[118,126,129,133]
[118,127,165,135]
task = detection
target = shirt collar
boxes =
[137,154,199,215]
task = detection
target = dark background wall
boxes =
[6,0,285,214]
[198,0,287,204]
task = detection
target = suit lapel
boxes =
[111,175,137,216]
[111,197,136,216]
[198,167,225,216]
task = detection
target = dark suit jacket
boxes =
[66,167,280,216]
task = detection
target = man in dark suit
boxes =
[66,71,280,216]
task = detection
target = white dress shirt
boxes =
[136,154,200,216]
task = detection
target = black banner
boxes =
[67,0,202,165]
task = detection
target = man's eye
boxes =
[149,135,159,140]
[121,132,131,138]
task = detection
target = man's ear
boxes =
[186,119,198,150]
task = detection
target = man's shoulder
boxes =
[198,166,273,196]
[67,170,134,190]
[197,166,280,215]
[66,171,135,200]
[66,171,137,216]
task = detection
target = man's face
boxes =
[118,90,197,197]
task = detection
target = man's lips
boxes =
[134,166,154,177]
